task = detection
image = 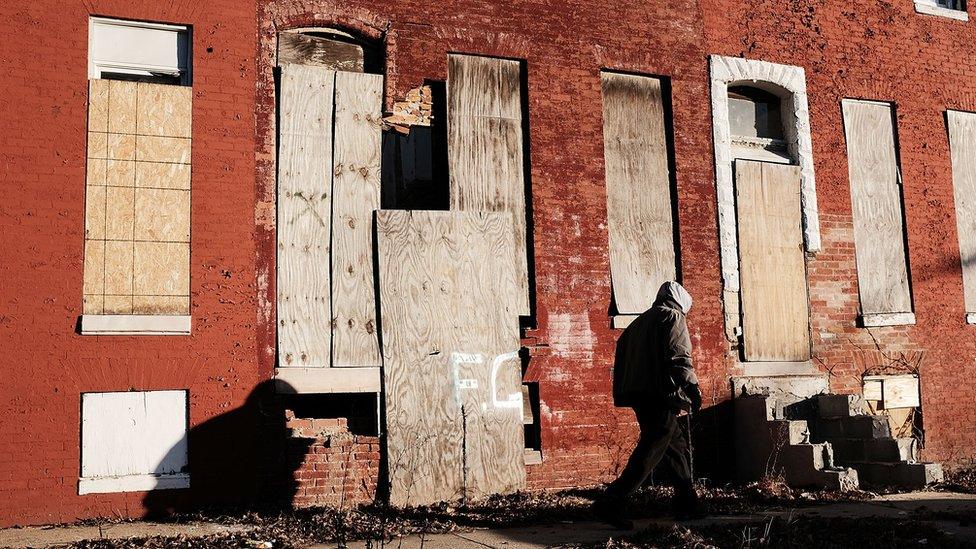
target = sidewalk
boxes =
[1,491,974,548]
[314,491,976,549]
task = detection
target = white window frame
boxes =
[89,17,192,85]
[915,0,969,20]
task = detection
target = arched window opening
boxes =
[277,27,384,74]
[728,85,791,163]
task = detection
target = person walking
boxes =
[597,281,702,529]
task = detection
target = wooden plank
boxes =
[277,64,335,368]
[377,210,524,506]
[842,100,913,315]
[274,367,381,393]
[331,71,383,367]
[863,378,884,401]
[948,110,976,314]
[447,54,530,315]
[736,161,811,362]
[601,72,676,314]
[277,32,364,72]
[882,375,921,409]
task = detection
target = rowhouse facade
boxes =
[2,0,975,526]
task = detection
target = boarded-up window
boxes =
[79,390,189,494]
[600,72,677,314]
[83,79,191,317]
[447,54,530,315]
[947,110,976,318]
[276,64,382,369]
[736,161,810,362]
[841,100,913,322]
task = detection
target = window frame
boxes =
[914,0,969,20]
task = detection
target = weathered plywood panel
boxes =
[601,72,676,313]
[377,210,524,507]
[81,390,188,479]
[948,110,976,314]
[277,32,364,72]
[277,64,335,368]
[881,375,921,409]
[842,100,912,315]
[447,54,530,315]
[736,161,810,362]
[331,71,383,367]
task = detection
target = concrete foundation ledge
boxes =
[80,314,191,335]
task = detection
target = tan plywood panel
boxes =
[842,100,912,315]
[736,161,811,362]
[331,71,383,367]
[277,32,365,72]
[276,64,335,368]
[601,72,676,313]
[948,110,976,314]
[377,210,525,507]
[882,375,921,409]
[447,54,530,315]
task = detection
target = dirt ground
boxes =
[5,474,976,548]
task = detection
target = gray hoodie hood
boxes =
[655,281,693,314]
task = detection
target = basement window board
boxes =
[80,314,191,335]
[859,312,916,327]
[914,1,969,20]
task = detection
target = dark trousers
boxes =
[606,406,697,510]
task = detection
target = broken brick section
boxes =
[286,414,379,508]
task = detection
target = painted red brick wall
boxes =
[700,0,976,464]
[5,0,976,529]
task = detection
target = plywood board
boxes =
[736,161,811,362]
[276,64,335,368]
[331,71,383,367]
[81,390,188,479]
[948,110,976,314]
[601,72,676,314]
[447,54,530,315]
[842,100,912,315]
[377,210,525,506]
[278,32,365,72]
[882,375,921,409]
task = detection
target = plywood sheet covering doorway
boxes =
[600,72,677,314]
[376,210,525,507]
[276,64,382,369]
[735,161,811,362]
[947,110,976,315]
[447,54,530,315]
[841,99,912,316]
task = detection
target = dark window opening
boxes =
[381,81,450,210]
[728,86,785,141]
[282,393,379,436]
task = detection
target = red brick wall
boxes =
[700,0,976,464]
[6,0,976,529]
[0,0,267,527]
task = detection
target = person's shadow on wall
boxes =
[143,380,311,517]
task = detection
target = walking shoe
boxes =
[593,497,635,530]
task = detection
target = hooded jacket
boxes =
[612,282,699,411]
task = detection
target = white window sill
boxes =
[966,313,976,324]
[860,312,916,327]
[79,473,189,495]
[914,2,969,21]
[274,367,381,393]
[524,449,542,465]
[81,315,191,335]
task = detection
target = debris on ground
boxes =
[53,482,900,548]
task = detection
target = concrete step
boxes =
[816,394,866,418]
[768,419,810,445]
[775,443,857,490]
[847,461,944,488]
[810,415,891,441]
[831,437,918,464]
